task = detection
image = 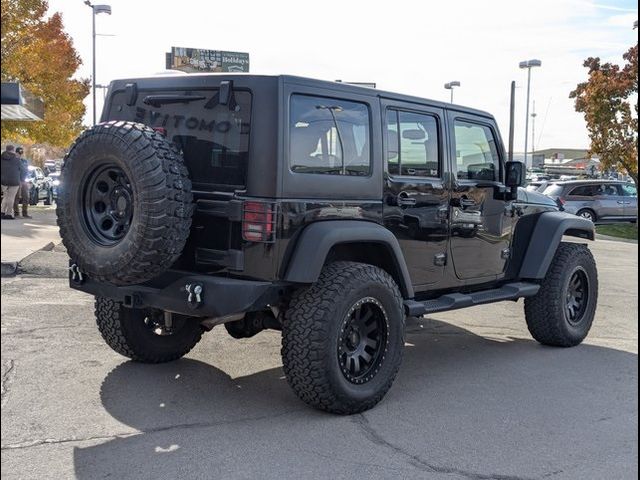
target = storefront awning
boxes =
[1,82,44,121]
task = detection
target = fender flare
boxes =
[283,220,414,298]
[519,211,595,279]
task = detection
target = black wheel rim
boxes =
[82,165,133,246]
[565,267,589,325]
[338,297,389,385]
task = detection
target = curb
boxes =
[1,262,18,277]
[595,234,638,244]
[0,241,58,277]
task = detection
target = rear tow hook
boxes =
[185,283,204,309]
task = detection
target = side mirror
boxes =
[505,161,525,188]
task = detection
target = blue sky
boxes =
[48,0,638,151]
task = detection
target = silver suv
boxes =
[543,180,637,223]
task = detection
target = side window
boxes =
[622,184,637,197]
[385,109,440,177]
[289,95,370,176]
[596,184,622,196]
[453,120,501,181]
[569,185,596,196]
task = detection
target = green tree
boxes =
[1,0,90,147]
[570,43,638,189]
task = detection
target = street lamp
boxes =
[519,59,542,168]
[85,1,112,125]
[444,81,461,103]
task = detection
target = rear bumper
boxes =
[69,267,284,318]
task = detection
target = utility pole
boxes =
[531,100,537,155]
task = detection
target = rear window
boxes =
[109,88,252,190]
[543,184,565,197]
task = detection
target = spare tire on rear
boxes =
[57,121,194,285]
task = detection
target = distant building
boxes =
[530,148,600,176]
[1,82,44,121]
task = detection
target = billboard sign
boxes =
[168,47,250,73]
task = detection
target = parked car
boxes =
[543,180,637,223]
[48,171,62,201]
[26,166,54,205]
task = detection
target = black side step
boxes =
[403,282,540,317]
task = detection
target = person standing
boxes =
[1,145,21,220]
[13,147,32,219]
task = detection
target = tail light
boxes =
[152,127,167,136]
[557,196,566,205]
[242,201,276,243]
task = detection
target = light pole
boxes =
[519,59,541,168]
[85,1,112,125]
[444,81,461,103]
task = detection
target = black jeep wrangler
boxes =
[57,74,597,414]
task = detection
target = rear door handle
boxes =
[397,196,417,207]
[459,198,478,209]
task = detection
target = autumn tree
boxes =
[1,0,90,148]
[570,43,638,189]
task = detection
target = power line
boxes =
[536,97,553,148]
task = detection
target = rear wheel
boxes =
[577,209,596,223]
[281,262,405,414]
[525,242,598,347]
[95,296,204,363]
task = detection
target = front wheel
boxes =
[281,262,405,414]
[525,242,598,347]
[95,297,204,363]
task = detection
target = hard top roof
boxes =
[110,73,495,119]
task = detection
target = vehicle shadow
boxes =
[73,319,638,480]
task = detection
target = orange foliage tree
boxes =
[570,43,638,189]
[1,0,90,147]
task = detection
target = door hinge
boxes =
[434,253,447,266]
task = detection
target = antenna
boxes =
[508,81,515,163]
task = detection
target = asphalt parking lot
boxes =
[1,238,637,480]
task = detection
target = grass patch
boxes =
[596,223,638,240]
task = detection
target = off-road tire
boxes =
[281,262,405,414]
[525,242,598,347]
[95,296,203,363]
[57,121,193,285]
